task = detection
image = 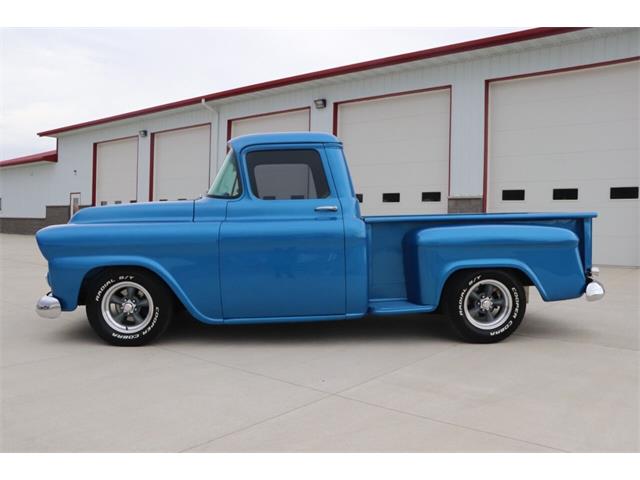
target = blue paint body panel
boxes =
[35,132,596,324]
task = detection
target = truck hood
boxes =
[69,201,195,224]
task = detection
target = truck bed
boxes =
[364,212,595,313]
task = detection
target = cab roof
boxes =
[228,132,341,152]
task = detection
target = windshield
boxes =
[208,150,242,198]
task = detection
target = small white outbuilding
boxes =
[1,27,638,266]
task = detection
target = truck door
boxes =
[219,145,346,320]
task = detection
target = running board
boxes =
[368,299,436,316]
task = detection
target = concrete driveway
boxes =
[1,233,638,452]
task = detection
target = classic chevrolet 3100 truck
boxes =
[35,132,605,346]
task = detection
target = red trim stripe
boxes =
[0,150,57,168]
[91,143,97,206]
[38,28,583,137]
[149,133,155,202]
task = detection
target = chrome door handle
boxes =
[315,205,338,212]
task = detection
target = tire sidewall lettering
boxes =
[457,273,522,338]
[96,274,159,341]
[511,287,520,319]
[95,278,115,303]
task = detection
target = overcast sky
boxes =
[0,27,519,159]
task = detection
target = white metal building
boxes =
[1,28,638,266]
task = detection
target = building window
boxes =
[356,193,363,203]
[553,188,578,200]
[610,187,639,200]
[502,189,525,201]
[246,149,330,200]
[421,192,441,202]
[382,193,400,203]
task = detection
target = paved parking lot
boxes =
[1,233,638,452]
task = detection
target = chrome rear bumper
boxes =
[36,293,61,318]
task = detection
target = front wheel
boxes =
[86,268,174,346]
[445,270,526,343]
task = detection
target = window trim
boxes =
[207,149,243,200]
[242,147,333,202]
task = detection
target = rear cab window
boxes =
[245,149,330,200]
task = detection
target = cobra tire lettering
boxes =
[111,332,140,340]
[490,320,513,336]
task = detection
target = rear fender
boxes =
[403,224,586,307]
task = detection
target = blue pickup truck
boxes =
[35,132,604,346]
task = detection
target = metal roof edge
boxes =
[37,27,585,137]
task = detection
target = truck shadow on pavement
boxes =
[55,310,583,347]
[157,311,458,345]
[54,311,461,346]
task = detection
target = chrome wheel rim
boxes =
[463,279,512,330]
[101,281,154,334]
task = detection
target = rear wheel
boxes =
[86,268,174,346]
[445,269,525,343]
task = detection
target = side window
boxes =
[246,149,330,200]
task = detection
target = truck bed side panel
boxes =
[365,213,594,306]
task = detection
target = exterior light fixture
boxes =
[313,98,327,109]
[139,130,148,137]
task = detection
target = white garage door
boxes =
[336,88,450,216]
[95,137,138,205]
[229,108,310,139]
[152,124,211,201]
[487,61,639,266]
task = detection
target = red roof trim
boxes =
[37,27,584,137]
[0,150,57,168]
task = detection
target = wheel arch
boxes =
[68,258,198,318]
[437,263,543,309]
[78,265,179,307]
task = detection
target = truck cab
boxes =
[201,133,364,321]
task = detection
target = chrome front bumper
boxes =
[36,293,61,318]
[585,268,605,302]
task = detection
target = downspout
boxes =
[201,98,220,183]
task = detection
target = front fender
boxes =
[403,224,586,307]
[47,255,222,324]
[36,221,224,324]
